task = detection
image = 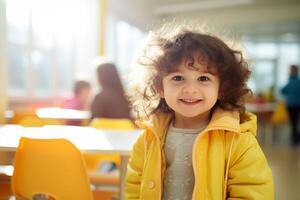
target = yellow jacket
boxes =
[125,108,274,199]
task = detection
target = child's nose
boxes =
[182,82,199,94]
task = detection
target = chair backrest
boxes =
[12,137,93,200]
[11,111,36,124]
[89,118,134,130]
[19,117,61,127]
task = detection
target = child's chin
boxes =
[178,112,203,118]
[179,109,213,118]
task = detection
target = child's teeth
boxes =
[184,99,196,102]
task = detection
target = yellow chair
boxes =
[90,118,135,130]
[10,111,36,124]
[19,116,62,127]
[270,101,289,124]
[11,137,93,200]
[86,118,135,197]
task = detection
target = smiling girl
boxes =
[125,26,274,200]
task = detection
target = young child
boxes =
[125,27,274,199]
[63,80,91,125]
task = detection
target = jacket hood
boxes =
[136,107,257,139]
[136,112,172,141]
[240,112,257,136]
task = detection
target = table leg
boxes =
[119,155,129,200]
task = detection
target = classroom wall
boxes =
[108,0,156,31]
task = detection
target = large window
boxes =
[105,15,146,87]
[244,41,300,99]
[5,0,98,98]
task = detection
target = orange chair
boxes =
[11,137,93,200]
[10,111,36,124]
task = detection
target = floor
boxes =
[258,123,300,200]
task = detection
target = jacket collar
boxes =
[206,108,240,132]
[136,107,257,140]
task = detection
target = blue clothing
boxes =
[282,75,300,106]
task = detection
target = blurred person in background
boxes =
[63,80,91,125]
[90,62,132,120]
[282,64,300,146]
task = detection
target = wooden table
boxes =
[246,102,276,113]
[0,125,142,199]
[246,102,276,144]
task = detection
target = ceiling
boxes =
[108,0,300,41]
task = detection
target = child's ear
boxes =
[157,88,164,98]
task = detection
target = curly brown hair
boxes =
[129,27,252,122]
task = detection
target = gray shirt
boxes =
[162,124,204,200]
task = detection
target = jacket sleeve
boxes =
[227,133,274,200]
[125,131,146,199]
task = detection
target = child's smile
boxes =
[179,98,202,105]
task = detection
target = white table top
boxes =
[0,125,142,156]
[36,107,91,120]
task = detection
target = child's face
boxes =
[79,87,91,102]
[160,59,220,127]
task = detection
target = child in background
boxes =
[63,80,91,125]
[125,26,274,199]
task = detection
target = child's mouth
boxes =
[180,99,202,105]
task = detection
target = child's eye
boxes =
[171,75,184,81]
[198,76,210,81]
